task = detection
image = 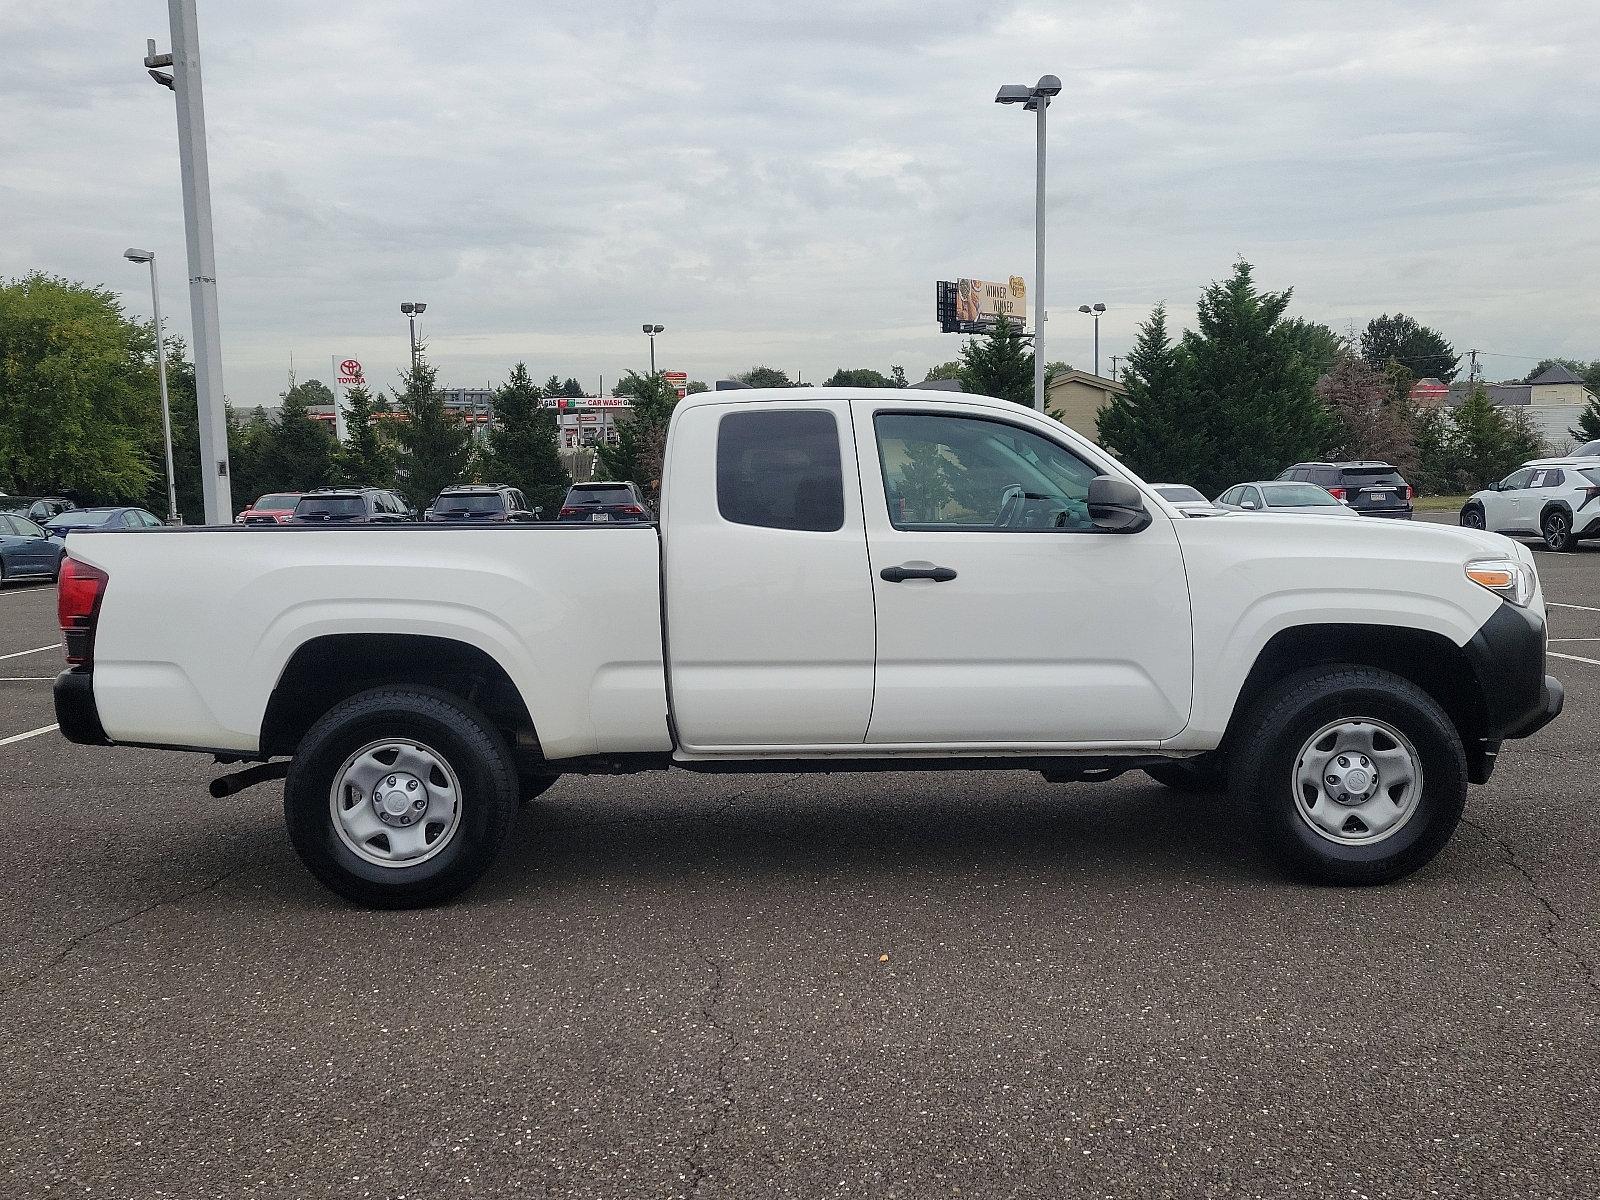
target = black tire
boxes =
[1459,504,1485,530]
[1229,665,1467,885]
[1144,755,1226,793]
[1541,507,1575,552]
[284,686,519,908]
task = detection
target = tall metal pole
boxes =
[408,313,418,373]
[1093,312,1101,378]
[649,333,656,377]
[146,258,180,524]
[165,0,232,523]
[1033,99,1047,412]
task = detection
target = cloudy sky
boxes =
[4,0,1598,405]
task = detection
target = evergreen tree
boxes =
[1182,261,1334,495]
[257,378,335,492]
[1451,385,1543,489]
[890,365,909,388]
[561,377,584,398]
[392,357,472,511]
[1096,303,1213,486]
[483,363,571,515]
[734,365,796,389]
[332,382,395,488]
[824,367,897,388]
[1569,393,1600,444]
[1360,313,1459,382]
[1412,406,1457,496]
[958,314,1034,406]
[1282,318,1344,380]
[922,361,964,382]
[598,371,679,488]
[543,375,563,398]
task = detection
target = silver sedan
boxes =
[1214,481,1363,518]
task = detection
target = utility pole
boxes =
[146,2,233,524]
[1468,348,1480,384]
[1110,355,1120,383]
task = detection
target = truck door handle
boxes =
[880,563,957,583]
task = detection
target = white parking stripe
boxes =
[1549,638,1600,642]
[0,644,60,661]
[0,676,52,682]
[1549,651,1600,667]
[1549,602,1600,614]
[0,723,58,747]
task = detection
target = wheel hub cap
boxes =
[372,772,428,825]
[329,739,462,868]
[1292,718,1423,846]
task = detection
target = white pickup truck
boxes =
[55,389,1563,907]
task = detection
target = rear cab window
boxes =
[717,410,845,532]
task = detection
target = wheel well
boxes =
[1539,500,1572,524]
[1224,624,1487,751]
[260,634,539,759]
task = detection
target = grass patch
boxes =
[1413,494,1470,512]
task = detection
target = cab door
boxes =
[853,402,1193,746]
[663,399,877,750]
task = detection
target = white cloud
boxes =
[1,0,1597,403]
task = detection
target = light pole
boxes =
[144,2,232,524]
[400,301,427,373]
[124,249,179,524]
[996,74,1061,412]
[1078,302,1106,377]
[642,324,664,376]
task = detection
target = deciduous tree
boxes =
[1361,313,1459,383]
[1317,350,1417,474]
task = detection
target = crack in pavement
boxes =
[1463,816,1600,999]
[0,864,249,1001]
[682,945,736,1199]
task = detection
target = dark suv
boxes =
[1276,462,1414,519]
[288,487,413,523]
[426,484,540,522]
[557,481,651,523]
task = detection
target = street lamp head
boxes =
[1078,304,1092,314]
[652,324,664,334]
[400,302,414,315]
[1034,75,1063,97]
[1092,302,1106,314]
[123,248,154,264]
[413,302,427,314]
[995,83,1032,105]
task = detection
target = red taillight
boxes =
[1326,487,1346,500]
[1405,485,1415,501]
[559,506,579,517]
[620,504,645,515]
[58,558,109,667]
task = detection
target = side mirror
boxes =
[1240,500,1259,510]
[1087,476,1152,534]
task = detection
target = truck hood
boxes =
[1177,510,1519,562]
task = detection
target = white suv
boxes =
[1461,458,1600,551]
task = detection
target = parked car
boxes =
[54,388,1561,908]
[0,496,77,525]
[236,493,304,524]
[1214,482,1362,518]
[427,484,541,523]
[1150,483,1221,516]
[0,512,61,583]
[557,481,651,522]
[288,488,412,524]
[1275,461,1414,518]
[1573,439,1600,457]
[1460,458,1600,551]
[45,507,164,539]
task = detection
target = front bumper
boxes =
[1464,603,1564,741]
[54,669,109,746]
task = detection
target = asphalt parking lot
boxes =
[2,530,1598,1199]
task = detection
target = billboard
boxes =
[663,371,688,398]
[937,276,1027,334]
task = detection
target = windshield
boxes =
[295,496,366,518]
[434,493,505,514]
[1577,440,1600,457]
[567,486,635,506]
[49,510,115,528]
[1155,485,1206,503]
[1263,483,1339,507]
[255,494,300,510]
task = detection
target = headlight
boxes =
[1465,557,1535,607]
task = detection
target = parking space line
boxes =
[1549,651,1600,667]
[1550,638,1600,642]
[0,644,60,661]
[1549,602,1600,614]
[0,723,58,747]
[0,676,53,682]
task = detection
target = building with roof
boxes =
[1046,370,1127,444]
[1446,365,1597,452]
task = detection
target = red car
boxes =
[235,492,303,524]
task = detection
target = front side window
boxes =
[717,410,844,532]
[1263,483,1339,507]
[1240,486,1263,509]
[1501,469,1534,491]
[875,412,1101,531]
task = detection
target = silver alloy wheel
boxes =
[1461,507,1484,529]
[1291,717,1423,846]
[329,738,463,868]
[1544,510,1569,549]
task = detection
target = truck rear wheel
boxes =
[1230,665,1467,885]
[284,686,519,908]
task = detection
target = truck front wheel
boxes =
[284,687,519,908]
[1230,666,1467,885]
